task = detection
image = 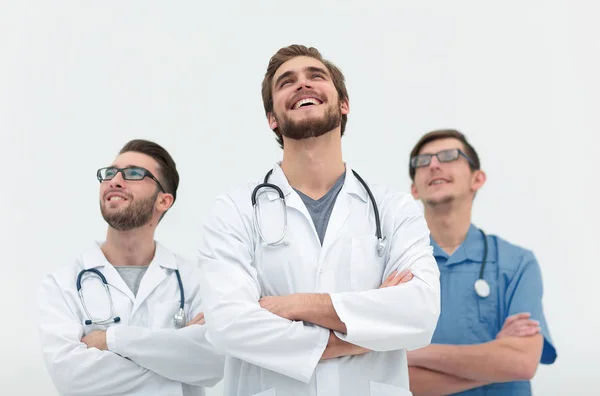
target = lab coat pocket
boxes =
[370,381,412,396]
[251,389,276,396]
[350,235,386,292]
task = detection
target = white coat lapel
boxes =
[82,242,135,303]
[266,164,320,243]
[321,166,368,254]
[131,242,177,314]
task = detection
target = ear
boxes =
[471,170,486,193]
[155,193,175,214]
[267,112,278,130]
[340,98,349,115]
[410,182,419,200]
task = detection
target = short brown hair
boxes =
[261,44,349,148]
[119,139,179,204]
[409,129,480,180]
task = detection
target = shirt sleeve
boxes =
[330,194,441,351]
[196,193,330,383]
[504,250,557,364]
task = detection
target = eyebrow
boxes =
[273,66,330,88]
[109,164,143,169]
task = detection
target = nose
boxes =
[295,75,313,90]
[109,171,126,189]
[428,155,442,170]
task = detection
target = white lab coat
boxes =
[37,241,225,396]
[197,163,441,396]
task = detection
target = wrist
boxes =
[291,293,309,321]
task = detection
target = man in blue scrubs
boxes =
[406,129,557,395]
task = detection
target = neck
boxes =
[424,199,473,255]
[280,130,345,199]
[101,226,156,267]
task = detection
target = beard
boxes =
[275,101,342,141]
[100,189,159,231]
[424,195,454,207]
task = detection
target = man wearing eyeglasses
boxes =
[406,129,557,395]
[37,139,224,395]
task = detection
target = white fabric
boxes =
[38,241,225,396]
[197,163,441,396]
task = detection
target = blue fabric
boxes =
[430,224,557,395]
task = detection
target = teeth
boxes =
[109,196,124,201]
[293,98,321,110]
[431,180,446,185]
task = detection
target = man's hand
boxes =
[321,331,370,360]
[186,312,206,326]
[81,330,108,350]
[259,269,413,323]
[259,294,303,321]
[496,313,541,339]
[381,269,414,288]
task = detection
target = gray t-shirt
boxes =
[115,266,149,296]
[294,172,346,245]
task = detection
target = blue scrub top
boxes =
[430,224,557,396]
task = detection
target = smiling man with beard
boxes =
[196,45,441,396]
[37,139,224,396]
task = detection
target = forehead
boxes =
[273,56,329,82]
[111,151,159,174]
[419,137,465,155]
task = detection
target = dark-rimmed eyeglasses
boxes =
[410,148,477,169]
[96,166,166,193]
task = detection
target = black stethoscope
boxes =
[474,229,491,298]
[251,169,387,256]
[76,267,187,328]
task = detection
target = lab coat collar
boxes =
[81,240,179,310]
[82,240,177,271]
[264,162,368,202]
[431,224,496,266]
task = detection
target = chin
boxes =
[424,195,455,207]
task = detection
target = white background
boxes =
[1,1,598,395]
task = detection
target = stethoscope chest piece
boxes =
[474,278,490,298]
[174,307,187,329]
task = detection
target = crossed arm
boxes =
[260,269,414,359]
[82,312,223,387]
[407,313,544,396]
[197,193,440,382]
[38,276,223,396]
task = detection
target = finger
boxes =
[503,312,531,327]
[513,322,541,334]
[503,318,539,333]
[198,318,206,325]
[517,326,541,337]
[382,271,398,285]
[391,269,410,282]
[388,272,413,287]
[193,312,205,321]
[506,322,539,337]
[396,272,413,285]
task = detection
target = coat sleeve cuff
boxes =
[106,326,118,354]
